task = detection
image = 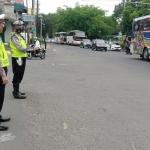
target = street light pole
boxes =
[40,16,42,38]
[32,0,36,37]
[122,0,125,9]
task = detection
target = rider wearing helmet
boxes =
[33,36,40,56]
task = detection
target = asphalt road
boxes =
[1,43,150,150]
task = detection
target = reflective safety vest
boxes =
[10,33,27,57]
[0,37,9,67]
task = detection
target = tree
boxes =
[113,3,123,19]
[55,3,116,39]
[113,0,150,35]
[41,3,117,39]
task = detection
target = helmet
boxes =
[0,14,6,33]
[34,37,37,40]
[13,20,24,26]
[13,20,24,32]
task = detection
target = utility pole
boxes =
[36,0,39,37]
[122,0,125,9]
[40,16,42,38]
[32,0,36,37]
[26,0,30,44]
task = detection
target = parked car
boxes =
[92,39,107,51]
[110,42,122,51]
[45,38,50,43]
[80,39,92,48]
[50,38,55,43]
[54,37,60,44]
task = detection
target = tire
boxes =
[83,46,84,48]
[126,51,128,54]
[105,48,107,51]
[143,48,149,61]
[27,52,32,60]
[40,52,46,59]
[96,47,97,51]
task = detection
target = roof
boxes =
[14,3,27,12]
[134,15,150,22]
[112,29,121,35]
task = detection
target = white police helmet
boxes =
[34,37,37,40]
[13,20,24,32]
[13,20,24,26]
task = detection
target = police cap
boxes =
[13,20,24,26]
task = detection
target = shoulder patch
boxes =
[13,36,20,43]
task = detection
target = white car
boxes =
[54,37,60,44]
[45,38,50,43]
[50,38,55,43]
[110,42,122,51]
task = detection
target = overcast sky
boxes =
[38,0,122,16]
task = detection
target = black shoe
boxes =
[12,91,26,96]
[0,125,9,131]
[19,92,26,95]
[0,117,11,122]
[13,92,26,99]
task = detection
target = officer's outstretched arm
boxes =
[12,36,26,53]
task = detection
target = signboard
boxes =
[27,25,31,28]
[30,21,36,26]
[31,27,36,32]
[28,8,36,15]
[22,15,36,22]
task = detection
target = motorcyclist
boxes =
[125,36,132,54]
[33,37,40,56]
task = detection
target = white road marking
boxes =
[63,122,68,130]
[0,133,16,142]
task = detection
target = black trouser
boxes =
[12,57,26,85]
[0,67,7,114]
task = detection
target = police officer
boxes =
[0,14,10,131]
[10,20,27,99]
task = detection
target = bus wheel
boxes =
[143,48,149,61]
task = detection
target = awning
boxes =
[14,3,27,12]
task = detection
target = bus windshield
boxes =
[54,32,67,44]
[75,31,85,37]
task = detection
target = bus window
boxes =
[140,20,144,31]
[143,18,150,30]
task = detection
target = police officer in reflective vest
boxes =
[10,20,27,99]
[0,14,11,131]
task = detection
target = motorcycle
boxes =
[27,44,46,60]
[125,44,132,55]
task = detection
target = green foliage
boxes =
[30,37,43,45]
[37,37,43,44]
[113,0,150,35]
[113,3,123,19]
[41,3,117,39]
